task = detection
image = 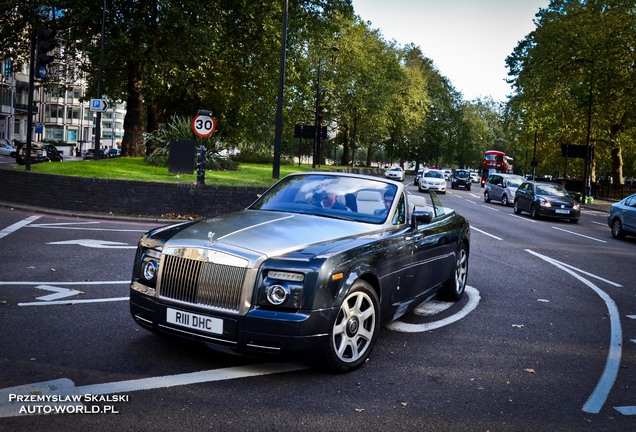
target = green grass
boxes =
[14,157,340,188]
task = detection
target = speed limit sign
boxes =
[192,112,216,137]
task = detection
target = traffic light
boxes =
[34,28,56,79]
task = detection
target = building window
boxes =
[66,106,80,120]
[48,105,64,119]
[67,129,78,142]
[45,126,64,140]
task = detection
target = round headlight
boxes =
[142,260,158,281]
[266,285,288,305]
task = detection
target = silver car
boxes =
[484,173,525,206]
[608,193,636,239]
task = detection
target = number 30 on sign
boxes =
[192,113,216,138]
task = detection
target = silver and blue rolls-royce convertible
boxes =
[130,172,470,372]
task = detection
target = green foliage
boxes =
[506,0,636,181]
[144,115,238,171]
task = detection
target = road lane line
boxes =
[551,226,606,243]
[387,286,480,332]
[525,250,622,414]
[0,215,41,240]
[18,297,129,307]
[471,227,503,241]
[0,363,308,417]
[481,205,500,212]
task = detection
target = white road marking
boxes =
[471,227,503,241]
[0,216,40,240]
[525,250,622,415]
[0,363,308,418]
[19,297,128,307]
[0,281,128,286]
[34,285,83,301]
[481,205,500,212]
[47,239,137,249]
[551,226,606,243]
[30,222,148,232]
[387,286,480,332]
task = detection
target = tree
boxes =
[506,0,636,184]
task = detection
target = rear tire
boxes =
[322,280,380,373]
[501,195,509,206]
[611,218,626,239]
[437,243,468,302]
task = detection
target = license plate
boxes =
[555,209,570,214]
[166,308,223,335]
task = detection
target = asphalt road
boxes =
[0,176,634,431]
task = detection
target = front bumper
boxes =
[130,290,336,356]
[420,183,446,192]
[538,207,581,220]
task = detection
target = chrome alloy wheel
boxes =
[332,288,377,364]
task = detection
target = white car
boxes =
[0,139,16,158]
[384,166,405,181]
[470,172,480,183]
[418,169,447,194]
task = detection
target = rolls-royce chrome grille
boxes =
[158,254,247,312]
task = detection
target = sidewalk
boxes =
[582,198,613,213]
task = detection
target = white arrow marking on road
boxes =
[34,284,83,301]
[46,239,137,249]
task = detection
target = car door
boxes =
[515,182,533,211]
[406,198,456,302]
[623,196,636,233]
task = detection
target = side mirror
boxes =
[411,210,433,227]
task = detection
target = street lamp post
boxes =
[575,57,595,200]
[272,0,288,179]
[313,46,339,168]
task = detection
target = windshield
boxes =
[536,184,570,197]
[454,171,469,178]
[425,171,444,179]
[505,177,524,188]
[250,174,399,224]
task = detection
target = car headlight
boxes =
[259,270,305,309]
[539,198,551,207]
[139,249,161,287]
[573,203,580,210]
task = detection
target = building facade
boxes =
[0,57,125,156]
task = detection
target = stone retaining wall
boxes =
[0,167,383,218]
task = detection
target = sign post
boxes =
[191,111,216,185]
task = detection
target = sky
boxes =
[351,0,550,102]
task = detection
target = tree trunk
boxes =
[121,60,144,157]
[612,146,623,185]
[340,125,350,166]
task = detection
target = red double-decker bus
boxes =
[481,150,513,186]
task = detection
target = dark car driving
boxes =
[15,143,63,165]
[130,172,470,372]
[450,169,471,190]
[513,180,580,222]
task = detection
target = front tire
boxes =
[514,200,522,214]
[484,191,490,203]
[530,204,539,219]
[323,280,380,373]
[437,243,468,301]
